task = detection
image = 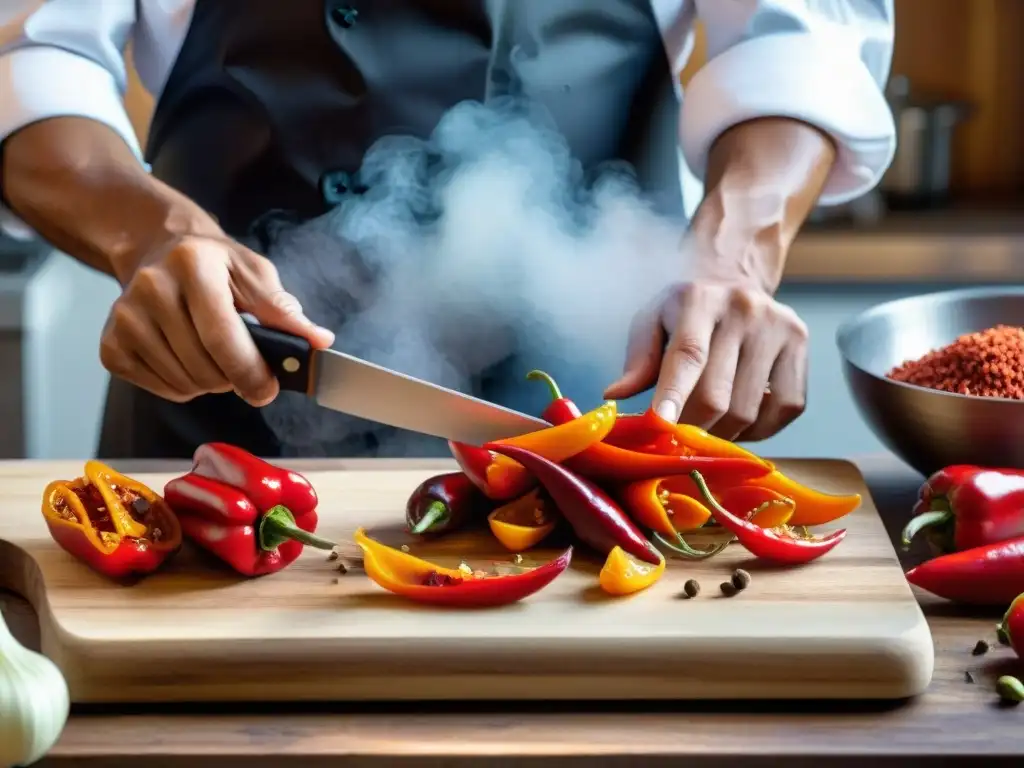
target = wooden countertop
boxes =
[784,206,1024,284]
[5,454,1022,767]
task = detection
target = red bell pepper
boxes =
[406,471,489,535]
[684,470,847,564]
[163,443,337,577]
[901,465,1024,553]
[904,537,1024,606]
[997,592,1024,656]
[486,442,663,565]
[355,527,572,607]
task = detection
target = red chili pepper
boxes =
[997,593,1024,656]
[406,471,489,535]
[447,441,536,501]
[901,465,1024,553]
[355,528,572,607]
[903,537,1024,606]
[163,443,337,577]
[683,470,847,564]
[485,442,662,565]
[526,369,583,422]
[524,370,771,485]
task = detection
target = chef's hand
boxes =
[604,278,808,442]
[100,232,335,406]
[604,117,837,442]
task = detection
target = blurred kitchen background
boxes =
[1,0,1022,460]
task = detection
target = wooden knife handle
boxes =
[243,317,314,394]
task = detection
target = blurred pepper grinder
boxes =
[880,75,973,210]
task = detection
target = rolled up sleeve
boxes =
[0,1,140,239]
[681,0,896,206]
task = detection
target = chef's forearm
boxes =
[688,117,837,293]
[1,117,219,282]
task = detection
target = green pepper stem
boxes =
[259,505,338,552]
[688,470,734,523]
[900,509,953,549]
[526,369,563,402]
[410,500,449,535]
[653,530,730,560]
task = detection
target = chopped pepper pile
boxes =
[383,369,859,603]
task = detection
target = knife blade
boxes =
[243,318,549,445]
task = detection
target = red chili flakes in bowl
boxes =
[886,325,1024,399]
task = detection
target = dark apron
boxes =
[97,0,684,460]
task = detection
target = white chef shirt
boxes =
[0,0,896,240]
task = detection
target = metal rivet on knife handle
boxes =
[282,357,301,374]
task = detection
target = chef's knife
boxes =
[243,318,549,444]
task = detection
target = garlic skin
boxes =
[0,613,69,767]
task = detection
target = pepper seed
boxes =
[327,551,340,562]
[336,563,348,574]
[683,579,701,598]
[965,670,975,684]
[720,581,738,597]
[972,639,990,656]
[731,569,751,591]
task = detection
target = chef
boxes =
[0,1,895,460]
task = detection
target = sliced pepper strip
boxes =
[488,489,556,552]
[744,470,861,526]
[449,401,618,501]
[599,546,666,596]
[714,486,796,529]
[687,471,847,564]
[354,528,572,607]
[606,409,770,465]
[620,478,711,535]
[42,461,182,580]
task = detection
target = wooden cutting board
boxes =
[0,458,933,703]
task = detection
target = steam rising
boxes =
[257,98,689,456]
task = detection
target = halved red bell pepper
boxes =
[42,460,182,580]
[902,465,1024,553]
[450,400,617,500]
[683,470,847,564]
[163,443,337,577]
[355,527,571,607]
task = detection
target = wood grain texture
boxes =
[0,458,931,704]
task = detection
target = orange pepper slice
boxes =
[492,400,617,456]
[487,489,556,552]
[714,485,795,528]
[745,471,861,526]
[599,546,666,596]
[620,478,710,536]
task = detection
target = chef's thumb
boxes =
[245,289,336,349]
[603,312,664,400]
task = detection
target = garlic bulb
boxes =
[0,613,69,767]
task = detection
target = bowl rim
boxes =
[835,285,1024,407]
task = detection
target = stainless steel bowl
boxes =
[836,286,1024,477]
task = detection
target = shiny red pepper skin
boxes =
[997,593,1024,656]
[687,470,846,564]
[163,443,336,577]
[406,471,489,535]
[524,370,769,484]
[901,465,1024,553]
[486,442,662,565]
[904,537,1024,606]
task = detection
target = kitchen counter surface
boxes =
[4,454,1021,767]
[785,207,1024,283]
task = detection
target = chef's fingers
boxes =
[603,303,665,399]
[709,327,784,441]
[678,322,742,431]
[172,240,280,406]
[230,249,335,349]
[131,261,234,394]
[99,301,198,402]
[736,334,808,443]
[651,290,718,423]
